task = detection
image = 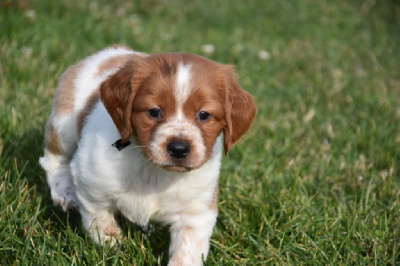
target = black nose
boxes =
[167,140,190,159]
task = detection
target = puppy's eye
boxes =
[148,108,162,118]
[198,111,211,122]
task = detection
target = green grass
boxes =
[1,0,399,264]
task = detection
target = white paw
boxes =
[88,220,121,246]
[50,182,78,211]
[40,154,78,211]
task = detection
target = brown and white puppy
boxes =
[39,45,256,265]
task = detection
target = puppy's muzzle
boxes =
[167,140,190,159]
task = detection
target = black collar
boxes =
[112,139,131,151]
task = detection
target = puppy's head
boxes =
[100,53,256,172]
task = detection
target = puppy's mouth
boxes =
[161,164,194,173]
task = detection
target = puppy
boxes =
[39,45,256,265]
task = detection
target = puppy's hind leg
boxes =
[39,149,78,211]
[39,119,78,211]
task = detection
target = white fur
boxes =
[175,63,192,117]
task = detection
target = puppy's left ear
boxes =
[222,66,257,155]
[100,56,149,143]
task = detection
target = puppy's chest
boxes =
[114,174,212,226]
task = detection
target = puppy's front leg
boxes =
[168,212,217,266]
[79,204,121,245]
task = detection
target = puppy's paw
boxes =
[50,181,78,212]
[89,222,121,246]
[40,154,78,211]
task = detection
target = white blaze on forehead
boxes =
[174,63,192,119]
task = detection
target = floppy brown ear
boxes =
[99,56,148,143]
[223,67,257,155]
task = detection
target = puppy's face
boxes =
[100,53,256,172]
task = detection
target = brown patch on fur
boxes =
[210,186,219,213]
[44,122,63,155]
[104,221,120,237]
[161,57,177,76]
[100,55,153,143]
[77,90,100,139]
[221,66,257,154]
[95,54,135,77]
[53,61,84,116]
[109,43,132,50]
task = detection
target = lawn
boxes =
[1,0,399,264]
